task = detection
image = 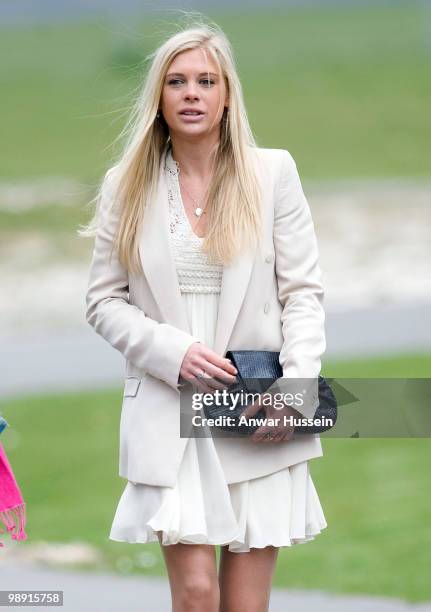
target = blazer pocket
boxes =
[123,376,142,398]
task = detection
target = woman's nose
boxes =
[184,84,200,99]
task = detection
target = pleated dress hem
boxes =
[109,436,328,554]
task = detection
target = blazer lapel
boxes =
[212,248,256,357]
[213,148,261,357]
[138,149,191,334]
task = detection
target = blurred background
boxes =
[0,0,430,609]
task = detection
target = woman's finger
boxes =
[198,350,238,383]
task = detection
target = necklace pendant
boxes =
[195,207,203,217]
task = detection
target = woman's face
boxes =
[160,47,228,140]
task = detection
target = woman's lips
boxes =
[179,112,205,122]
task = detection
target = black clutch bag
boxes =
[203,350,337,436]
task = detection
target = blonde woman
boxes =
[84,19,327,612]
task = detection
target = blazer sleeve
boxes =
[85,167,200,392]
[273,149,326,419]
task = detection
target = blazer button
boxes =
[264,302,270,314]
[265,254,274,263]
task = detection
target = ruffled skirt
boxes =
[109,292,328,552]
[109,434,327,553]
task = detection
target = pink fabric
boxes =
[0,442,27,546]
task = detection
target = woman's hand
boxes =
[241,394,301,443]
[179,342,238,393]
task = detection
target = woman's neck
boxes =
[169,135,218,180]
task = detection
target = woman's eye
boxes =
[167,79,215,86]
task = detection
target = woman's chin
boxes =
[172,124,213,138]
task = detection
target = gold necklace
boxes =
[173,152,212,217]
[179,178,210,217]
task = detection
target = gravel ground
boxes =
[1,561,431,612]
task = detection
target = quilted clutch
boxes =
[203,350,337,436]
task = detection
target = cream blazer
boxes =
[85,145,326,487]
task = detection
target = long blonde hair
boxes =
[80,17,263,275]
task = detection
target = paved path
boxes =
[1,301,430,398]
[1,563,431,612]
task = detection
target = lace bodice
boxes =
[165,146,223,294]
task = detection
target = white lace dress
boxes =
[109,146,328,552]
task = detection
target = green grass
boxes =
[0,4,430,180]
[0,203,89,233]
[1,351,430,601]
[322,351,431,377]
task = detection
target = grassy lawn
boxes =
[0,4,429,181]
[1,4,429,260]
[1,351,430,601]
